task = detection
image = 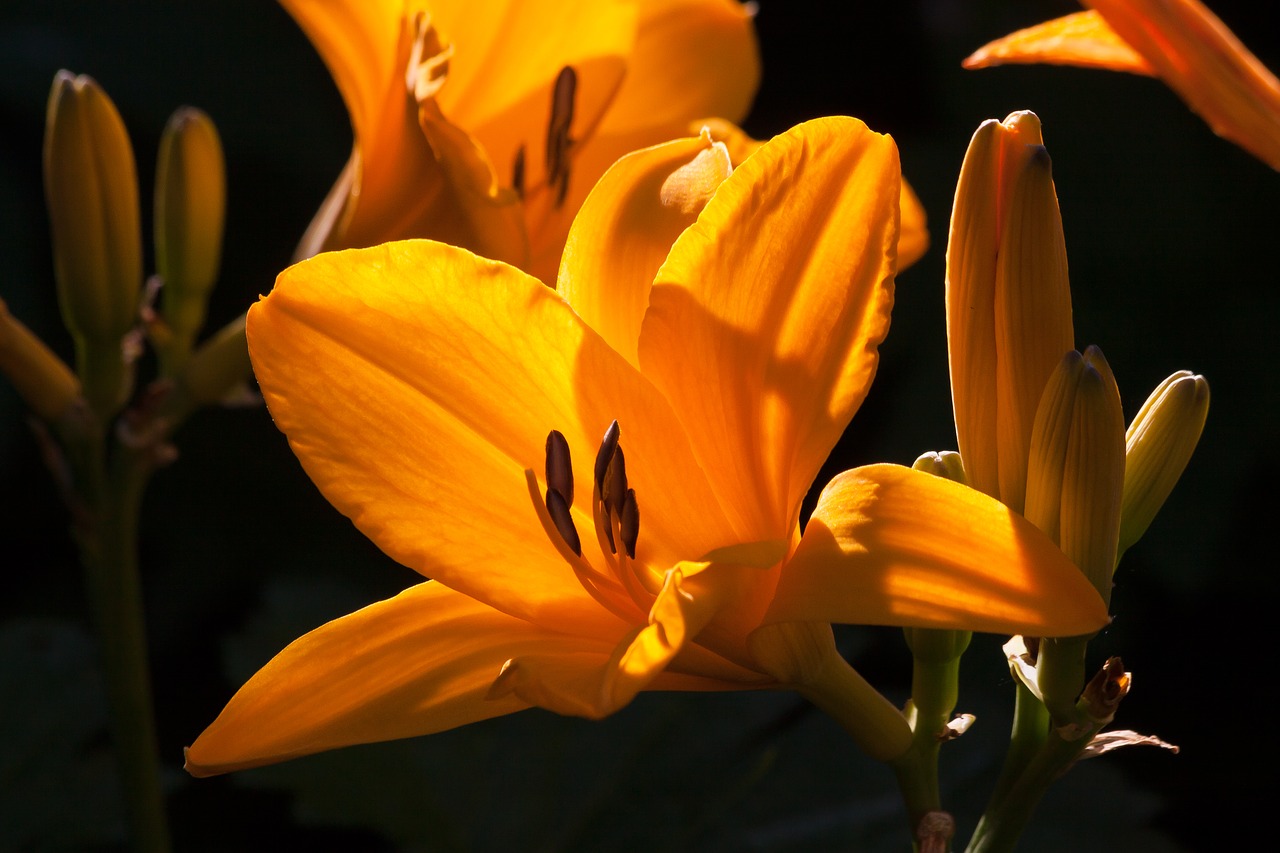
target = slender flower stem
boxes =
[982,674,1048,815]
[70,429,171,853]
[894,628,970,848]
[965,724,1096,853]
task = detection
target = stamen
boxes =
[603,446,627,516]
[523,469,640,621]
[512,145,526,200]
[594,419,620,497]
[620,488,640,559]
[545,66,576,207]
[544,430,573,506]
[544,487,581,556]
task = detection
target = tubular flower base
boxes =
[283,0,760,280]
[185,118,1108,777]
[964,0,1280,170]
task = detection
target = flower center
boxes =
[530,420,655,622]
[405,12,578,210]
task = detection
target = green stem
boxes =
[893,629,969,849]
[70,428,171,853]
[965,725,1095,853]
[983,677,1048,815]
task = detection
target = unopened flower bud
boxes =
[43,71,142,417]
[155,107,226,375]
[179,314,252,408]
[1024,347,1125,608]
[912,450,966,484]
[1118,371,1209,555]
[947,111,1073,510]
[0,298,81,422]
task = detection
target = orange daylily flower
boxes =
[185,119,1107,776]
[964,0,1280,169]
[283,0,761,280]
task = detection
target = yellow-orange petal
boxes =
[558,132,731,366]
[279,0,405,153]
[765,464,1110,637]
[897,176,930,271]
[639,117,900,541]
[429,0,635,197]
[1087,0,1280,169]
[489,565,736,717]
[966,2,1280,170]
[248,241,741,628]
[963,10,1155,75]
[185,581,588,776]
[596,0,760,138]
[700,119,930,274]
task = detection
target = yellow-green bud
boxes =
[911,450,966,484]
[43,71,141,417]
[179,314,251,408]
[1058,347,1126,608]
[155,107,226,375]
[0,298,81,422]
[1024,347,1125,608]
[1118,371,1209,555]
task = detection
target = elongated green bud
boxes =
[43,71,141,417]
[179,314,251,408]
[155,107,226,375]
[0,298,81,422]
[1118,371,1209,555]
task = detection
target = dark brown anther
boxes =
[545,430,573,507]
[619,488,639,559]
[544,487,582,556]
[594,420,620,496]
[545,65,576,206]
[604,446,627,514]
[512,144,526,200]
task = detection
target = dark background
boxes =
[1,1,1275,849]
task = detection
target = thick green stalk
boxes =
[68,424,171,853]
